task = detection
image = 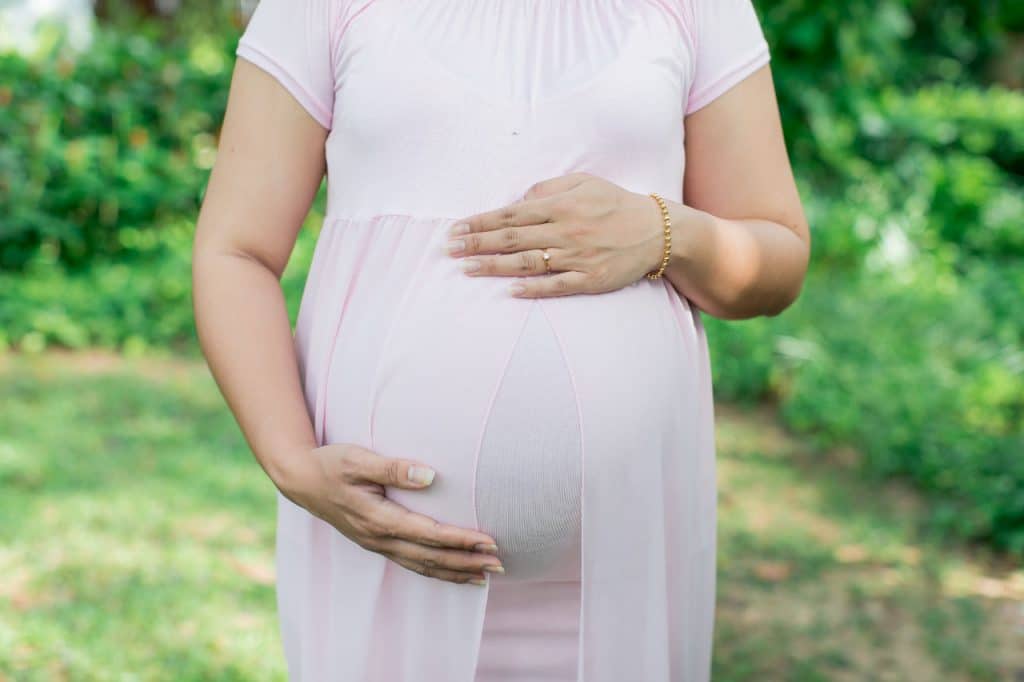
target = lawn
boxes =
[0,350,1021,680]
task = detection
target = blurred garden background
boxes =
[1,0,1022,679]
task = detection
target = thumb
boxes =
[343,444,436,489]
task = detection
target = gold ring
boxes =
[541,248,551,274]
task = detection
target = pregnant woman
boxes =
[192,1,809,680]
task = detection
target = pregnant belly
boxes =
[472,301,582,581]
[313,215,698,580]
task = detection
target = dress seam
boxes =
[470,300,539,535]
[468,299,538,681]
[535,299,587,682]
[323,211,470,224]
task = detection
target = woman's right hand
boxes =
[281,443,505,585]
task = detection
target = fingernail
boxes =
[407,466,435,486]
[508,283,526,296]
[446,239,465,255]
[460,259,480,274]
[449,222,470,236]
[470,577,488,586]
[474,543,499,554]
[482,564,505,574]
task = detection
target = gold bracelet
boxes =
[646,192,672,280]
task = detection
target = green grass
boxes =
[712,404,1024,681]
[0,353,283,681]
[0,351,1021,680]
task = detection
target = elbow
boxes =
[764,284,803,317]
[765,266,811,317]
[765,226,810,317]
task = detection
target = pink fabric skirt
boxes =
[469,284,584,680]
[476,580,581,681]
[285,212,717,681]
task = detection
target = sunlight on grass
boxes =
[0,354,284,680]
[713,404,1024,681]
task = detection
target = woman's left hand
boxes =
[446,172,670,298]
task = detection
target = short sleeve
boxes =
[235,0,337,130]
[685,0,771,115]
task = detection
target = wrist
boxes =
[266,442,321,503]
[666,202,711,271]
[639,192,671,277]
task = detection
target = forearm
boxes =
[659,200,809,320]
[192,250,318,497]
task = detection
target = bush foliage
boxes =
[1,1,1022,552]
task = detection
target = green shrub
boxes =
[0,27,232,270]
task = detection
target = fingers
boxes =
[357,499,505,586]
[479,197,557,230]
[333,445,504,583]
[338,446,499,551]
[379,537,503,576]
[372,495,500,554]
[386,553,489,586]
[454,193,563,237]
[461,247,559,278]
[341,444,437,490]
[446,221,559,260]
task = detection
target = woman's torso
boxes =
[323,0,690,219]
[301,0,704,581]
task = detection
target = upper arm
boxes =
[193,0,338,279]
[681,0,809,247]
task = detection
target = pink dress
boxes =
[235,2,769,680]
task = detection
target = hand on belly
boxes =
[284,442,506,585]
[446,171,671,298]
[313,214,695,587]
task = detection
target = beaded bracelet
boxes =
[646,192,672,280]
